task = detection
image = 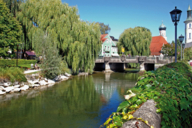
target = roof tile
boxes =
[150,36,168,55]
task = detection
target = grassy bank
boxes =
[0,67,27,83]
[102,62,192,128]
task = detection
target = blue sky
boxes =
[62,0,191,43]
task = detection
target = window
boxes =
[189,33,191,39]
[190,24,191,28]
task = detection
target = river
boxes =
[0,72,139,128]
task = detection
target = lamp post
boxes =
[179,34,184,60]
[170,6,182,63]
[182,43,185,60]
[17,44,18,67]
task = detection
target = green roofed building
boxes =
[99,34,119,57]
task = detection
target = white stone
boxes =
[39,80,47,86]
[65,73,71,77]
[3,83,9,87]
[48,79,55,84]
[20,85,29,91]
[0,90,6,95]
[60,75,68,80]
[33,84,40,87]
[54,76,60,81]
[14,85,20,88]
[13,88,21,92]
[28,79,39,85]
[3,87,14,93]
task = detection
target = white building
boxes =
[159,22,167,41]
[184,5,192,48]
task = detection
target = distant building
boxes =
[150,22,168,56]
[150,36,168,56]
[24,50,36,59]
[99,34,119,57]
[159,22,167,41]
[184,5,192,48]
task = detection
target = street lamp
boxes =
[170,6,182,62]
[179,34,184,60]
[182,43,185,60]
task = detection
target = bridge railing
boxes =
[111,56,120,59]
[126,56,137,59]
[147,57,156,60]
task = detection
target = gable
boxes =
[150,36,168,55]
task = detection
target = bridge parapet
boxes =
[95,56,174,64]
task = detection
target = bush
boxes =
[0,59,37,68]
[102,62,192,128]
[0,67,27,83]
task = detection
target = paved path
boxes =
[24,69,41,74]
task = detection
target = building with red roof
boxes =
[150,22,168,56]
[150,36,168,56]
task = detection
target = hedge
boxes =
[0,59,37,68]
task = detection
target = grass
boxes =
[0,67,27,83]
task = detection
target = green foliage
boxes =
[0,0,22,58]
[118,27,152,56]
[0,59,36,67]
[103,62,192,128]
[161,43,175,56]
[96,22,111,34]
[184,47,192,61]
[0,67,27,82]
[3,0,23,17]
[60,60,71,74]
[18,0,101,74]
[33,29,62,79]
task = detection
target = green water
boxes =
[0,72,139,128]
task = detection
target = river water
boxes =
[0,72,139,128]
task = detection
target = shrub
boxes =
[102,62,192,128]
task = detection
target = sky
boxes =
[61,0,192,43]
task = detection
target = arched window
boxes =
[189,24,191,28]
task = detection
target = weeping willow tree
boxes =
[118,27,152,56]
[17,0,101,74]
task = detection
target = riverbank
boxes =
[102,61,192,128]
[0,70,71,95]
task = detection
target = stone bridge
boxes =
[94,56,175,72]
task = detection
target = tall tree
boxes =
[3,0,23,17]
[118,27,152,56]
[18,0,101,74]
[0,0,22,58]
[96,22,111,34]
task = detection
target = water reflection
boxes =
[0,72,138,128]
